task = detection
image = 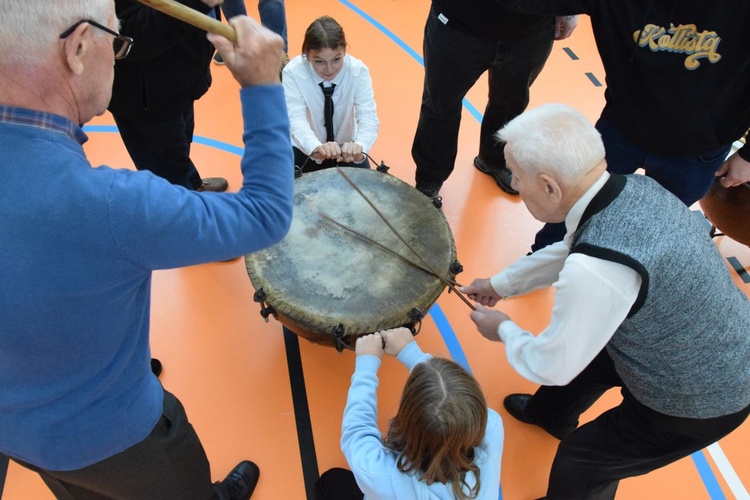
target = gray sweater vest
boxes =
[571,174,750,419]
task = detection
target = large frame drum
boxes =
[245,168,461,350]
[699,179,750,245]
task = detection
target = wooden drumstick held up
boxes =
[137,0,237,42]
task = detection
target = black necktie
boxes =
[320,82,336,143]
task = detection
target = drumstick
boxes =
[335,168,436,273]
[320,211,476,311]
[317,210,458,286]
[137,0,237,42]
[332,169,477,311]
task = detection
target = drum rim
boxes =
[245,168,458,339]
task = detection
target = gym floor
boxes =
[4,1,749,498]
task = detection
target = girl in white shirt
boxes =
[282,16,379,172]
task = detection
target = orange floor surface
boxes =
[4,1,750,499]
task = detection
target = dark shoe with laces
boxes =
[473,156,518,195]
[415,182,443,208]
[504,394,574,440]
[216,460,260,499]
[196,177,229,192]
[415,182,442,199]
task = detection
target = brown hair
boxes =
[301,15,347,55]
[384,358,488,499]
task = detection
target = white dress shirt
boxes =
[490,172,643,386]
[282,53,379,162]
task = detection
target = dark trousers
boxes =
[293,147,371,175]
[524,349,750,499]
[531,117,732,250]
[411,6,554,187]
[113,106,203,190]
[10,390,226,500]
[315,467,363,500]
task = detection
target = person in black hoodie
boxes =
[108,0,229,192]
[411,0,577,199]
[509,0,750,250]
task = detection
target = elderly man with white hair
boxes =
[462,104,750,499]
[0,1,293,498]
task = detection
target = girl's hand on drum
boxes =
[380,328,414,357]
[355,333,384,358]
[311,142,342,160]
[340,142,364,163]
[460,278,502,307]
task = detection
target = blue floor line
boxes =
[338,0,482,122]
[426,303,471,374]
[691,450,726,500]
[82,125,243,156]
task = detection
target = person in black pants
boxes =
[108,0,228,192]
[411,0,577,199]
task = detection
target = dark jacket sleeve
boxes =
[115,0,215,61]
[108,0,216,122]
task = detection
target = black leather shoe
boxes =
[196,177,229,192]
[415,183,444,208]
[504,394,573,440]
[473,156,519,195]
[150,358,162,377]
[415,182,442,199]
[219,460,260,499]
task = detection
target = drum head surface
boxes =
[245,168,457,344]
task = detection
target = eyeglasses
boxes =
[59,19,134,60]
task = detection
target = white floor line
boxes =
[707,442,750,500]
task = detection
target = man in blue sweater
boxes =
[463,104,750,499]
[0,1,293,498]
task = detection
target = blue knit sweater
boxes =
[0,85,294,470]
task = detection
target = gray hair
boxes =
[0,0,113,67]
[497,104,605,182]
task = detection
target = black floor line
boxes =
[0,454,8,498]
[283,327,320,500]
[728,256,750,284]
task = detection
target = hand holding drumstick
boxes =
[461,278,511,343]
[207,17,285,87]
[460,278,503,307]
[137,0,284,87]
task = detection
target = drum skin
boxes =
[245,168,459,348]
[699,179,750,245]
